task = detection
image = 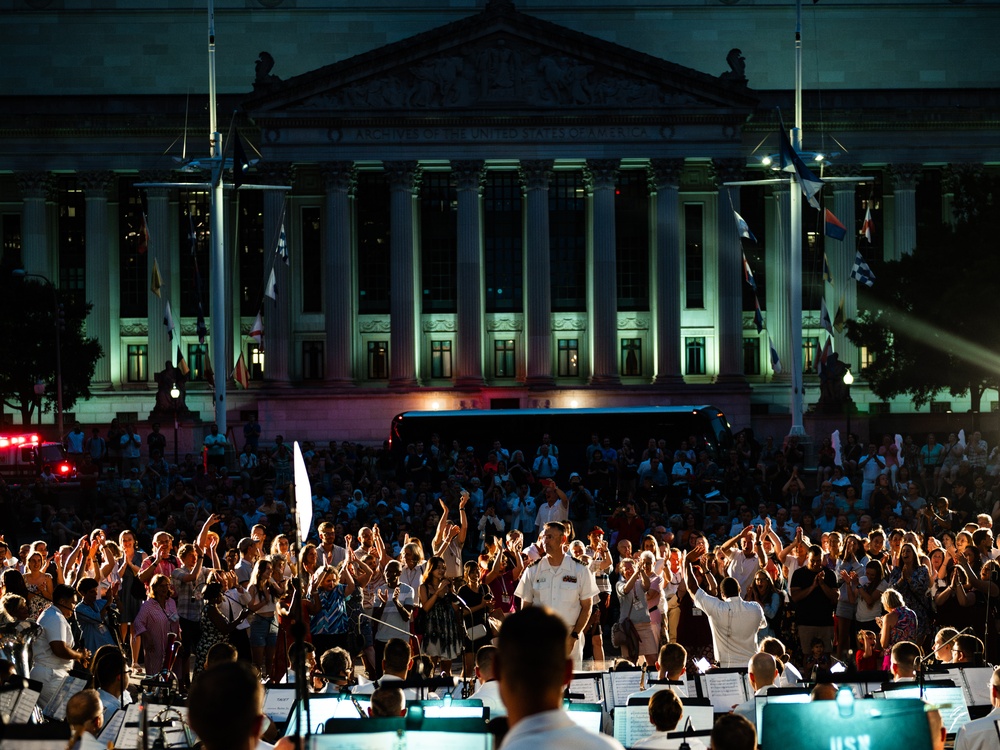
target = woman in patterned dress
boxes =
[307,563,356,656]
[419,555,464,667]
[194,579,247,675]
[23,550,53,621]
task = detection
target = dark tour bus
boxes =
[389,405,733,477]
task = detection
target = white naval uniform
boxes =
[514,554,598,668]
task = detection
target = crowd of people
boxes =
[3,418,1000,749]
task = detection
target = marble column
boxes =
[80,171,115,387]
[453,160,486,388]
[142,173,174,379]
[891,163,921,260]
[260,163,294,385]
[830,167,860,370]
[385,161,421,388]
[648,159,685,385]
[16,172,54,279]
[321,162,357,387]
[520,160,555,388]
[714,159,746,383]
[765,187,791,381]
[587,159,621,386]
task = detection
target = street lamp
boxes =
[843,366,855,446]
[12,269,63,439]
[169,385,180,464]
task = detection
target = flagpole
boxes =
[208,0,228,434]
[788,0,807,437]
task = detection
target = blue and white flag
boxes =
[735,211,757,243]
[743,252,758,293]
[850,250,876,287]
[778,123,824,210]
[264,268,278,301]
[769,335,782,375]
[277,222,288,265]
[753,297,764,334]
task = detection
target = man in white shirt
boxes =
[316,521,348,567]
[721,526,765,593]
[732,652,779,724]
[515,522,596,669]
[627,642,688,703]
[469,645,506,718]
[31,584,92,704]
[955,667,1000,750]
[534,481,569,528]
[353,638,439,700]
[373,561,414,673]
[496,607,624,750]
[684,561,765,668]
[631,688,707,750]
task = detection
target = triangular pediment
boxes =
[244,1,756,119]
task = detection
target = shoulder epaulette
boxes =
[525,557,543,568]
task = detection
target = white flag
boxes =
[264,268,277,301]
[163,301,176,341]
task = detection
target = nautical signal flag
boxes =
[742,252,758,292]
[233,352,250,390]
[834,295,846,333]
[264,268,278,301]
[163,301,176,341]
[204,350,215,389]
[734,211,757,243]
[777,122,824,210]
[862,207,874,242]
[815,336,834,374]
[151,259,162,298]
[768,336,782,375]
[824,209,847,241]
[850,250,876,287]
[176,346,190,377]
[250,311,264,347]
[822,252,833,285]
[138,213,150,254]
[233,132,250,190]
[277,222,289,265]
[820,297,834,335]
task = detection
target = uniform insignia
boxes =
[562,576,577,583]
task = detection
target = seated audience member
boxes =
[759,637,802,687]
[205,642,239,669]
[66,689,105,750]
[368,685,406,717]
[955,668,1000,750]
[94,648,130,726]
[633,688,707,749]
[733,652,780,724]
[953,634,985,666]
[469,645,505,718]
[889,641,922,681]
[810,683,839,701]
[710,713,757,750]
[628,643,688,702]
[188,661,293,750]
[496,606,624,750]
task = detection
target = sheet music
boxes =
[612,704,657,747]
[700,671,749,713]
[602,673,615,713]
[11,687,40,725]
[264,687,298,722]
[0,686,17,719]
[43,673,88,720]
[569,676,602,704]
[949,667,994,707]
[610,671,644,707]
[98,707,126,745]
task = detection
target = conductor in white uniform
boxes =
[514,521,597,669]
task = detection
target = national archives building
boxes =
[1,0,997,441]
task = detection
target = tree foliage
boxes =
[0,273,103,425]
[846,167,1000,415]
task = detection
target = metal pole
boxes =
[53,286,64,440]
[788,0,806,438]
[207,0,227,434]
